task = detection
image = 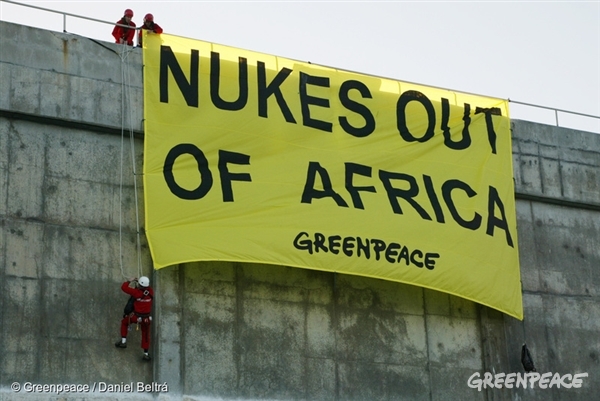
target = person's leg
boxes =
[120,315,131,338]
[141,319,151,360]
[115,315,133,348]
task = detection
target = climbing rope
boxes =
[118,43,143,280]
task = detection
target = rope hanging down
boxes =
[118,44,143,280]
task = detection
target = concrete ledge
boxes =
[512,119,600,208]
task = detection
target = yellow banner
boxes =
[142,33,522,319]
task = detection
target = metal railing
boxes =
[1,0,140,32]
[2,0,599,133]
[509,99,599,132]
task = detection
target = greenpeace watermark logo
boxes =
[467,372,588,391]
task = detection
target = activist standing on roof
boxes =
[112,9,136,46]
[138,13,163,47]
[115,276,154,361]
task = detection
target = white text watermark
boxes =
[467,372,588,391]
[10,381,168,394]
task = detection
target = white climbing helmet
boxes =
[138,276,150,287]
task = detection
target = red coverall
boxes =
[138,22,163,47]
[112,19,136,46]
[120,281,153,349]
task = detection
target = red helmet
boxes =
[124,9,134,17]
[144,13,154,22]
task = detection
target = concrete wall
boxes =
[1,21,599,400]
[0,20,154,394]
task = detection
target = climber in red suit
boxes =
[112,9,136,46]
[114,276,153,361]
[138,13,163,47]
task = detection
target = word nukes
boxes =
[159,46,502,154]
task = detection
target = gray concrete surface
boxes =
[1,21,599,400]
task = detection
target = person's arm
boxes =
[112,25,121,42]
[121,280,140,296]
[153,23,163,34]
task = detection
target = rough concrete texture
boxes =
[512,120,600,207]
[1,20,599,401]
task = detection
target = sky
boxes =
[1,0,599,133]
